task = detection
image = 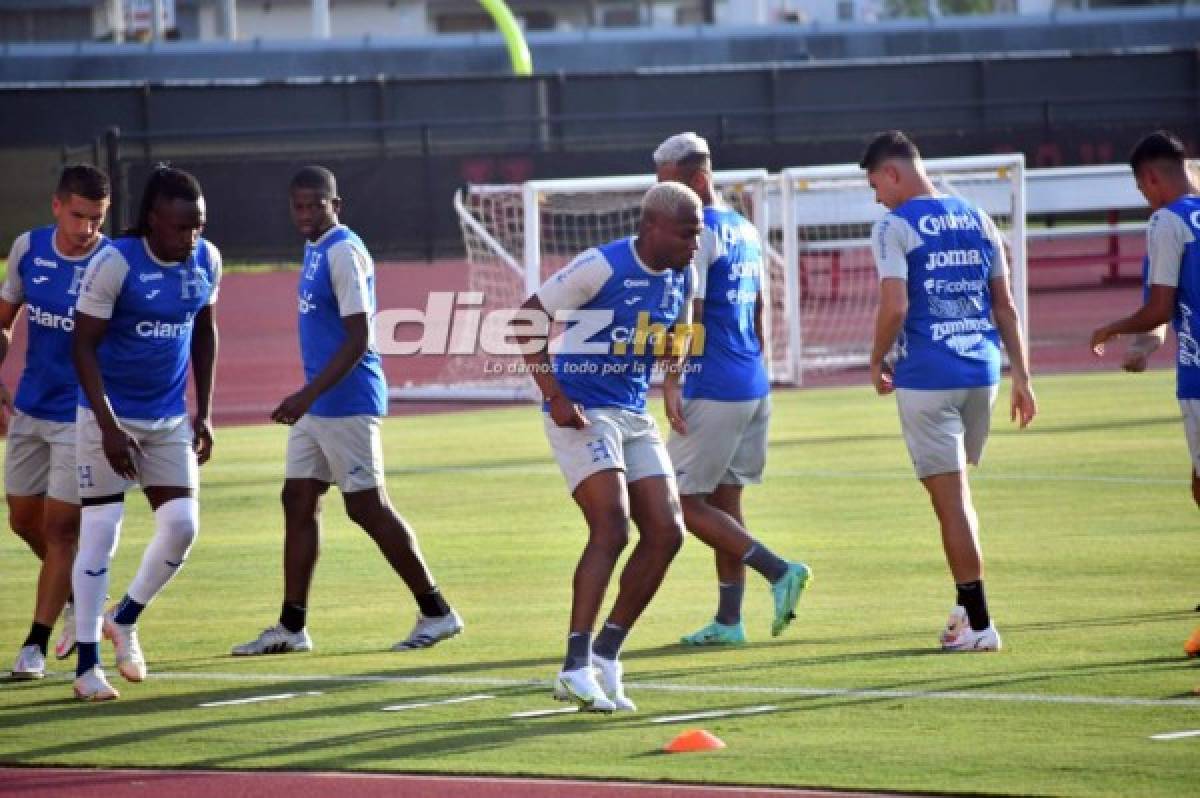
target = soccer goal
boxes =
[421,169,783,401]
[778,154,1027,382]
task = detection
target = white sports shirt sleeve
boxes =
[870,214,920,280]
[692,226,718,299]
[980,212,1010,279]
[1147,208,1193,287]
[75,246,130,320]
[1,232,31,304]
[326,239,373,317]
[536,248,613,315]
[203,240,223,306]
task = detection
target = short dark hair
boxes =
[1129,130,1187,174]
[859,130,921,171]
[56,164,110,202]
[290,165,337,197]
[124,164,203,238]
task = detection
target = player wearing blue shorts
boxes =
[863,131,1036,652]
[70,166,220,700]
[3,165,109,679]
[652,133,811,646]
[233,166,462,658]
[519,182,701,712]
[1089,131,1200,659]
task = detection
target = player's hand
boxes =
[192,416,214,465]
[1010,377,1037,429]
[870,361,895,395]
[663,378,687,435]
[548,393,588,430]
[100,423,144,480]
[271,388,314,426]
[1090,326,1114,357]
[0,380,12,436]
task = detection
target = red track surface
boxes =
[0,768,925,798]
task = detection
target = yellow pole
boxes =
[478,0,533,76]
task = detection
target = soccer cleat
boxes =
[102,610,147,682]
[770,562,812,637]
[55,602,76,660]
[391,609,464,652]
[941,611,1002,652]
[592,656,636,712]
[231,624,313,656]
[553,666,616,713]
[11,644,46,680]
[1185,625,1200,658]
[939,605,968,647]
[680,620,747,646]
[73,665,119,702]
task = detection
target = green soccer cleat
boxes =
[680,620,747,647]
[770,562,812,637]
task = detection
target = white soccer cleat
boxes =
[391,610,464,652]
[940,606,1002,652]
[592,656,636,712]
[11,644,46,680]
[55,603,76,660]
[73,665,119,702]
[231,624,313,656]
[103,611,147,682]
[554,666,616,713]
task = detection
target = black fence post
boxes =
[105,127,126,237]
[421,124,435,263]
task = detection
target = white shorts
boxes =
[895,386,998,479]
[4,411,78,503]
[285,414,385,494]
[667,397,770,496]
[544,407,673,493]
[75,407,198,499]
[1179,399,1200,475]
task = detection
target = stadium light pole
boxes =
[478,0,533,76]
[312,0,331,38]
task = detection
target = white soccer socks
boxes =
[73,502,125,644]
[127,497,199,605]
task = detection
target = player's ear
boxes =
[330,196,343,214]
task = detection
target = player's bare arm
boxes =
[71,310,142,479]
[190,303,218,463]
[990,275,1037,428]
[870,277,907,395]
[272,311,367,426]
[517,294,587,430]
[662,296,700,435]
[1091,285,1176,356]
[0,298,22,425]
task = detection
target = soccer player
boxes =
[518,181,700,712]
[1088,130,1200,658]
[70,166,220,700]
[232,166,462,657]
[3,165,109,679]
[651,133,811,646]
[862,131,1036,652]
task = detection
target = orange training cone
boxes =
[664,729,726,753]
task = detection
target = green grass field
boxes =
[0,370,1196,796]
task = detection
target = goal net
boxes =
[418,169,783,401]
[778,154,1027,382]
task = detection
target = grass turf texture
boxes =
[0,370,1196,796]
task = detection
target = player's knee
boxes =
[588,513,630,554]
[156,497,199,556]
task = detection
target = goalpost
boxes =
[423,154,1026,401]
[778,154,1027,382]
[420,169,782,401]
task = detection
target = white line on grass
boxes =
[511,706,580,719]
[381,694,494,712]
[145,671,1200,710]
[1149,729,1200,740]
[197,690,322,707]
[651,705,779,724]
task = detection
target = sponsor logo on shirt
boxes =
[623,278,650,288]
[298,291,316,315]
[135,315,193,338]
[924,249,984,271]
[32,276,50,285]
[923,277,987,295]
[728,261,760,280]
[929,317,994,342]
[139,271,164,282]
[33,257,57,269]
[726,288,758,305]
[917,212,981,237]
[27,303,74,331]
